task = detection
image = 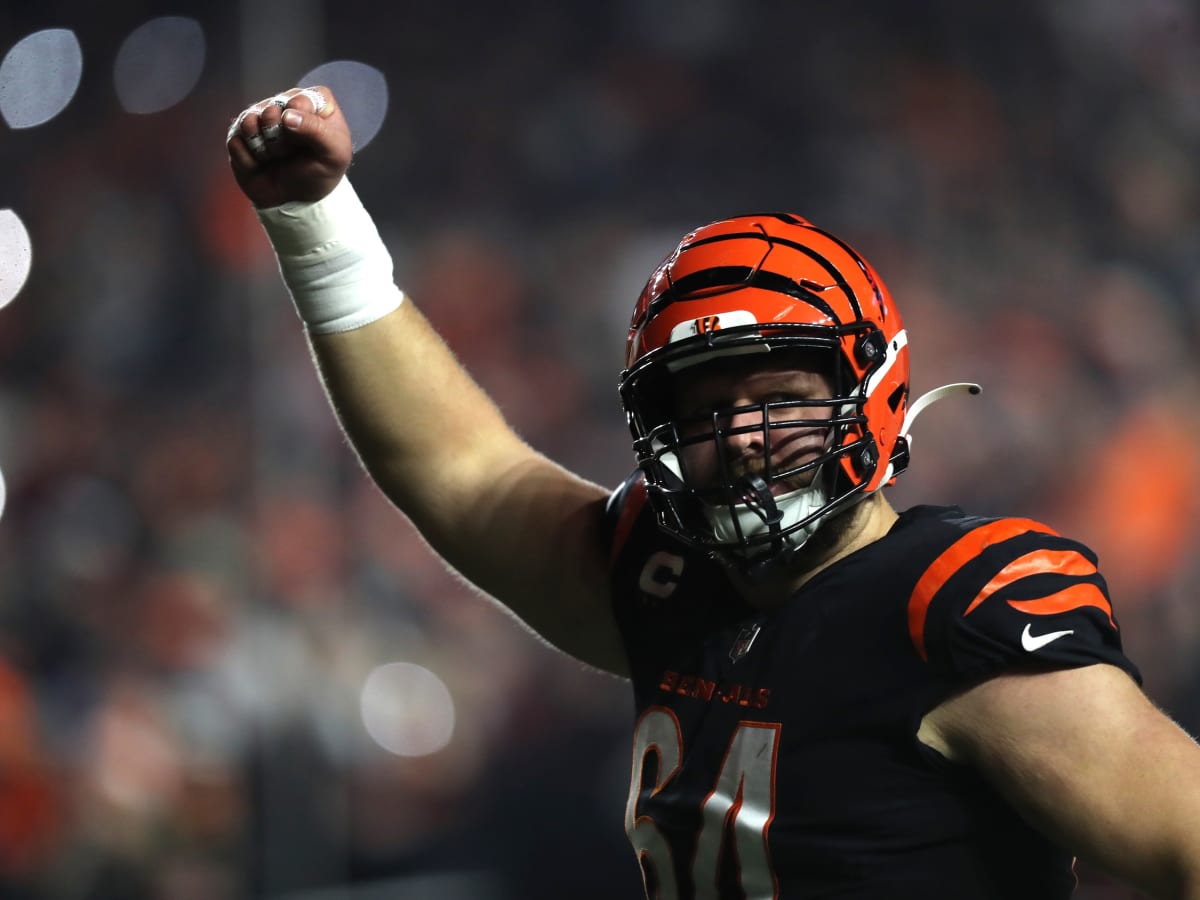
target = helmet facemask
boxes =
[622,323,891,576]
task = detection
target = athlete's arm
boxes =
[311,306,625,673]
[227,87,626,675]
[921,664,1200,899]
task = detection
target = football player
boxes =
[228,85,1200,899]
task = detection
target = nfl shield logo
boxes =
[729,624,761,663]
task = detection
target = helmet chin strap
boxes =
[878,381,982,483]
[902,382,982,437]
[704,472,829,557]
[873,384,984,489]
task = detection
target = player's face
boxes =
[671,354,836,498]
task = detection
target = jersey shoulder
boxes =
[897,505,1139,684]
[604,470,652,566]
[604,469,713,569]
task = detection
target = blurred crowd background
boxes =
[0,0,1198,898]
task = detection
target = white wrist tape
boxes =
[255,177,405,334]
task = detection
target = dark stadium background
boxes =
[0,1,1196,897]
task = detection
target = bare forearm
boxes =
[309,298,529,521]
[308,297,620,667]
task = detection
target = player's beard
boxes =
[786,493,860,563]
[720,489,872,604]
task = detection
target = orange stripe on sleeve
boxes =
[610,479,650,567]
[908,518,1059,662]
[1008,583,1116,629]
[962,549,1097,616]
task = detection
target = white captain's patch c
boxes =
[638,551,685,600]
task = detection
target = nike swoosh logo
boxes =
[1021,623,1074,652]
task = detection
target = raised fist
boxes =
[226,86,353,209]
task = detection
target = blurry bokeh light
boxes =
[114,16,206,114]
[0,29,84,128]
[298,60,388,151]
[0,210,32,307]
[360,662,456,757]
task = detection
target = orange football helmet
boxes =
[619,213,944,574]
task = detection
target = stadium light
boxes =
[360,661,456,757]
[0,29,83,128]
[0,210,32,308]
[298,60,389,151]
[114,17,207,115]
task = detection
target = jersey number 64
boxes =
[626,707,781,900]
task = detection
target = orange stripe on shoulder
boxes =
[1009,583,1116,629]
[610,479,650,567]
[962,548,1097,616]
[908,518,1059,662]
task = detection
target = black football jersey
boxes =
[606,473,1140,900]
